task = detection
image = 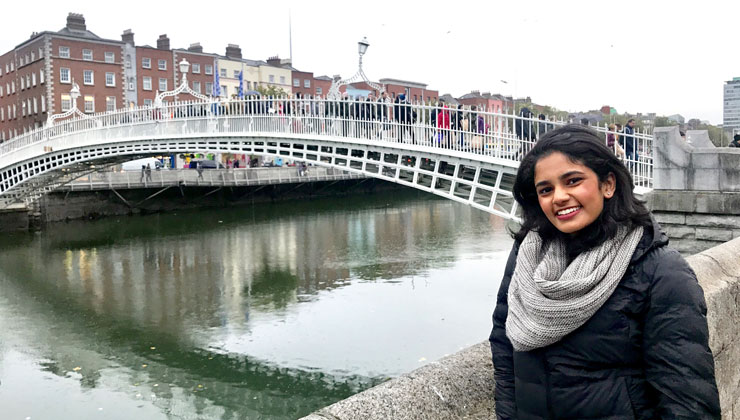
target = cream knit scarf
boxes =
[506,226,643,352]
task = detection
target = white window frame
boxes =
[105,72,115,87]
[41,95,46,112]
[293,78,299,87]
[20,77,25,90]
[84,95,94,113]
[269,75,275,83]
[106,96,116,112]
[82,49,93,61]
[280,76,285,84]
[158,78,167,91]
[59,46,70,58]
[31,51,35,61]
[40,69,45,84]
[233,70,239,78]
[304,79,310,88]
[32,72,36,86]
[105,52,115,63]
[128,79,135,91]
[205,65,213,75]
[316,87,322,95]
[61,94,71,111]
[220,68,226,77]
[60,67,70,84]
[192,63,200,74]
[83,70,94,85]
[142,77,152,91]
[205,82,213,94]
[144,99,153,107]
[142,57,151,69]
[33,97,38,114]
[192,81,201,93]
[158,59,167,71]
[26,75,30,88]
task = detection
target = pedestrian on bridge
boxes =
[729,133,740,147]
[490,124,720,419]
[145,163,152,182]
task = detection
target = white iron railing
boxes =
[0,97,653,189]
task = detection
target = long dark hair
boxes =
[512,124,651,256]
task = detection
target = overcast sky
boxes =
[3,0,737,124]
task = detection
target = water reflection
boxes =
[0,191,512,419]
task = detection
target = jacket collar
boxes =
[630,215,668,263]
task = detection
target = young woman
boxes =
[490,125,720,419]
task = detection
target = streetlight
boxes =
[178,58,190,83]
[154,57,209,106]
[327,37,385,100]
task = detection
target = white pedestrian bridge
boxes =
[0,97,653,221]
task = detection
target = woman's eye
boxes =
[537,187,552,195]
[566,177,582,185]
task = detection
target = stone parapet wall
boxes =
[301,237,740,419]
[647,190,740,254]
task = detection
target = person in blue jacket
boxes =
[490,124,720,419]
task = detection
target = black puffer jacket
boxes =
[489,220,721,419]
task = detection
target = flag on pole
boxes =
[213,64,221,97]
[238,70,244,99]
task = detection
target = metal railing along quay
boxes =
[56,167,364,192]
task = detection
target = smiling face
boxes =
[534,152,616,234]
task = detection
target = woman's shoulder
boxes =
[632,245,704,306]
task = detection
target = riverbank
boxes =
[0,175,407,231]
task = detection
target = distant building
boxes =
[378,78,438,103]
[667,114,685,124]
[457,90,513,114]
[723,78,740,133]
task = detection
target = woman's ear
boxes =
[602,173,616,198]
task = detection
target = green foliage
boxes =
[255,85,288,97]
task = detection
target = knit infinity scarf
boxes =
[506,226,644,352]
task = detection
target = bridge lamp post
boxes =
[327,37,385,100]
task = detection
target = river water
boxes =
[0,191,513,420]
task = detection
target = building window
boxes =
[192,63,200,74]
[158,59,167,71]
[32,73,36,86]
[128,79,135,91]
[22,101,26,117]
[105,52,115,63]
[82,49,93,61]
[21,77,25,90]
[193,81,201,93]
[205,64,213,75]
[221,86,228,96]
[11,81,15,93]
[41,96,46,112]
[33,97,38,114]
[159,78,167,91]
[60,67,71,83]
[205,82,213,94]
[143,76,152,91]
[231,70,238,78]
[26,74,30,88]
[304,79,310,88]
[247,81,251,90]
[220,68,226,78]
[125,55,131,68]
[38,48,43,59]
[280,76,285,84]
[106,96,116,112]
[0,85,3,96]
[59,46,70,58]
[84,95,94,113]
[83,70,94,85]
[40,69,44,84]
[12,104,16,118]
[105,72,115,87]
[142,57,151,69]
[144,99,153,107]
[31,51,35,61]
[61,94,71,111]
[293,78,299,87]
[269,75,275,83]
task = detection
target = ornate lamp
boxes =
[327,37,385,99]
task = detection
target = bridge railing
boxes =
[0,97,652,188]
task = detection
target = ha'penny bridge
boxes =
[0,93,653,221]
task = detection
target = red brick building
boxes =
[0,13,126,141]
[313,76,333,97]
[379,78,438,103]
[135,35,174,107]
[173,45,216,101]
[457,90,513,114]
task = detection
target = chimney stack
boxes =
[157,34,170,50]
[121,29,134,45]
[266,56,281,67]
[225,44,242,59]
[188,43,203,53]
[66,13,86,32]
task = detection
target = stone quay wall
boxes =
[301,237,740,420]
